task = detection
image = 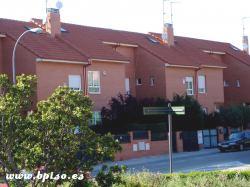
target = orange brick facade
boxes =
[1,15,249,160]
[115,131,183,161]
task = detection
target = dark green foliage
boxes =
[0,74,122,186]
[219,105,250,129]
[97,94,204,133]
[171,94,204,131]
[95,165,127,187]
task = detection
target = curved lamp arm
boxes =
[12,28,42,84]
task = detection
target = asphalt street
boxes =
[94,149,250,174]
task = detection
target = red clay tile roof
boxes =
[0,18,129,63]
[1,17,249,68]
[0,18,89,62]
[179,36,250,67]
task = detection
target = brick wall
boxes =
[135,48,166,99]
[115,131,183,161]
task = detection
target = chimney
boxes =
[162,23,174,46]
[46,8,61,37]
[243,35,249,54]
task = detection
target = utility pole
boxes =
[168,103,173,173]
[143,105,185,174]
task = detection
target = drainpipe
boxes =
[83,59,92,96]
[194,67,202,100]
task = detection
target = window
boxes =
[215,105,220,113]
[185,77,194,95]
[198,75,206,93]
[236,80,240,87]
[202,107,208,114]
[125,78,130,94]
[150,76,155,86]
[88,71,100,94]
[91,111,102,125]
[68,75,81,91]
[146,36,159,44]
[224,81,229,87]
[136,78,142,85]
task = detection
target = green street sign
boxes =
[143,107,173,115]
[143,106,185,115]
[171,106,185,115]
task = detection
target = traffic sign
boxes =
[171,106,185,115]
[143,105,185,174]
[143,106,185,115]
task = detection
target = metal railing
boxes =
[133,131,149,140]
[114,134,131,144]
[151,132,168,141]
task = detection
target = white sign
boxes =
[197,130,203,144]
[145,143,150,151]
[138,142,146,151]
[133,144,138,152]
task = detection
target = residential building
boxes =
[0,9,129,125]
[0,7,249,122]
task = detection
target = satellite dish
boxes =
[56,0,63,9]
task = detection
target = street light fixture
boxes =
[12,28,43,84]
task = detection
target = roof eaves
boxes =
[203,50,226,55]
[200,65,227,69]
[0,33,6,38]
[90,58,130,64]
[165,63,199,69]
[102,41,138,48]
[36,58,89,65]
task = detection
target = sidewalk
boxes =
[113,148,218,166]
[94,148,218,171]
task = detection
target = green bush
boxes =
[95,165,127,187]
[114,171,250,187]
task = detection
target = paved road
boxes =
[94,149,250,174]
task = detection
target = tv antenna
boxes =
[163,0,180,25]
[242,17,250,36]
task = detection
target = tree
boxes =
[220,105,250,129]
[99,94,204,133]
[0,74,37,187]
[27,86,121,186]
[0,74,121,186]
[171,94,204,131]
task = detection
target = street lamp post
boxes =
[12,28,42,84]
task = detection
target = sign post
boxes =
[143,104,185,173]
[168,103,173,173]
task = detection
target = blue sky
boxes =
[1,0,250,48]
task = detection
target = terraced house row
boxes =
[1,8,250,125]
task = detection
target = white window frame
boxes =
[91,111,102,125]
[236,80,240,87]
[68,75,81,91]
[150,76,155,86]
[125,78,130,94]
[136,78,142,86]
[88,71,101,94]
[185,76,194,96]
[198,75,206,94]
[224,81,229,87]
[202,107,208,114]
